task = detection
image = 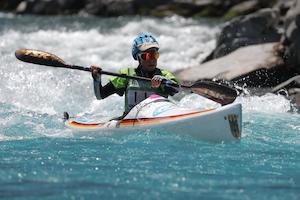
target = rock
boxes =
[16,0,61,15]
[0,0,283,18]
[176,43,286,87]
[274,0,295,16]
[229,0,259,13]
[185,0,261,18]
[0,0,23,10]
[224,0,260,19]
[134,0,217,17]
[283,0,299,23]
[84,0,135,16]
[272,75,300,92]
[193,0,243,17]
[203,8,281,62]
[149,2,202,17]
[272,75,300,106]
[16,0,85,15]
[58,0,85,13]
[292,91,300,106]
[15,0,134,16]
[133,0,172,9]
[196,0,277,17]
[281,0,300,70]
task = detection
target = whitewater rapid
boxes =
[1,13,300,200]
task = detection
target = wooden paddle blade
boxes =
[15,49,66,67]
[191,80,238,105]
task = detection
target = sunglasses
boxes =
[139,51,159,61]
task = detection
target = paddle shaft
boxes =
[62,64,185,88]
[14,49,237,105]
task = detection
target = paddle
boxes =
[15,49,237,105]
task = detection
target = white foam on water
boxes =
[0,134,30,141]
[177,93,221,110]
[235,93,293,113]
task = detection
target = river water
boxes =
[0,13,299,199]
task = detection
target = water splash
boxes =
[0,15,220,116]
[236,93,292,113]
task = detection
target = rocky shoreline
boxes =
[177,0,300,106]
[1,0,300,106]
[0,0,279,18]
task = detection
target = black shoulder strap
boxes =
[154,68,163,76]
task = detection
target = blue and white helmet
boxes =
[132,33,159,60]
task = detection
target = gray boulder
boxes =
[16,0,85,15]
[0,0,23,10]
[16,0,60,15]
[0,0,282,17]
[84,0,135,16]
[281,0,300,70]
[176,43,286,87]
[272,75,300,92]
[274,0,295,16]
[227,0,260,15]
[224,0,279,19]
[272,75,300,106]
[203,8,282,62]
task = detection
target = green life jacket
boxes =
[110,67,177,113]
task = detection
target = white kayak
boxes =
[65,95,242,142]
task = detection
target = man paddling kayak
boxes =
[91,33,179,116]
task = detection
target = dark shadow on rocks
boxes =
[16,0,86,15]
[232,64,299,87]
[84,0,135,16]
[272,75,300,106]
[281,0,300,70]
[0,0,23,11]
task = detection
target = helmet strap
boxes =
[137,54,141,63]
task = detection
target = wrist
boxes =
[92,73,101,81]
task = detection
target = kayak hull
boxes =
[155,103,242,142]
[65,96,242,142]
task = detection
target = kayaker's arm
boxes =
[91,65,124,99]
[93,79,114,99]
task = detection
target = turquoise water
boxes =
[0,13,300,199]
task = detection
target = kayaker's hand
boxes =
[151,75,165,88]
[90,65,102,81]
[164,79,180,95]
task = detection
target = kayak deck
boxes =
[65,103,242,142]
[68,108,215,128]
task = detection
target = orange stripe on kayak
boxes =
[68,108,215,128]
[68,121,105,128]
[119,109,215,126]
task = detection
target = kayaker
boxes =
[91,33,179,117]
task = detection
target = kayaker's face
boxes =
[138,49,159,72]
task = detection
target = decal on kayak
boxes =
[68,108,215,129]
[152,104,177,117]
[226,114,241,139]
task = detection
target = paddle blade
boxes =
[191,80,238,105]
[15,49,66,67]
